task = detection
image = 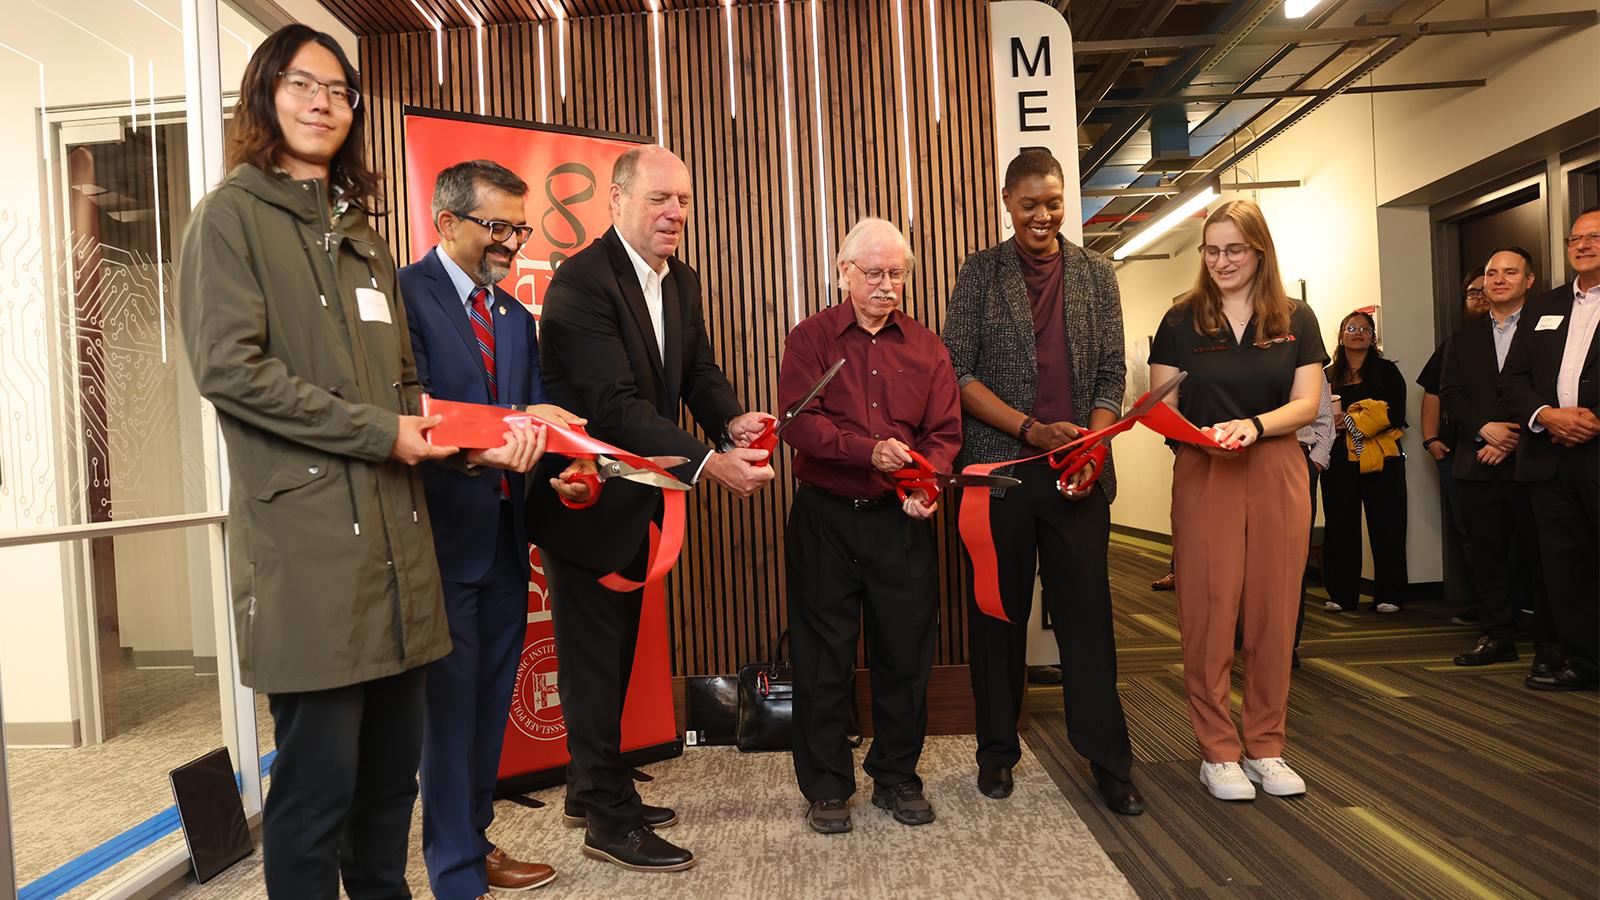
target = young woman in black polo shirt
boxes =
[1149,199,1327,802]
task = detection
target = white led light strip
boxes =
[649,1,665,143]
[24,0,138,127]
[893,0,914,225]
[925,0,940,123]
[406,0,444,84]
[538,23,549,121]
[148,60,167,363]
[808,0,830,300]
[448,0,485,115]
[552,3,567,100]
[777,0,802,324]
[1113,186,1218,260]
[723,0,737,119]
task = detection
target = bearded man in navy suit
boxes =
[400,159,590,899]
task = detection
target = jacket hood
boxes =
[225,163,368,230]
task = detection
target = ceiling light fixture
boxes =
[1112,184,1217,260]
[1283,0,1323,19]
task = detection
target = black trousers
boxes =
[1531,451,1600,677]
[1457,477,1549,643]
[263,666,427,900]
[966,464,1132,780]
[787,485,938,802]
[1320,453,1409,609]
[543,545,647,833]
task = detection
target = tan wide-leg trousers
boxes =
[1171,435,1310,762]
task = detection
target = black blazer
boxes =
[527,227,744,572]
[1501,284,1600,483]
[1438,316,1516,482]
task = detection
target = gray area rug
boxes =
[170,734,1133,899]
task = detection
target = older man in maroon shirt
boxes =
[779,217,962,835]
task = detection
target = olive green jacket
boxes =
[177,164,449,694]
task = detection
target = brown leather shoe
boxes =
[1151,571,1175,591]
[485,848,557,891]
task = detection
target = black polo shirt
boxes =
[1150,301,1328,426]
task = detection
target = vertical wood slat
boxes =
[358,0,1000,677]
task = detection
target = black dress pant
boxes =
[1530,450,1600,677]
[787,485,938,802]
[965,464,1132,780]
[1320,453,1409,609]
[1457,477,1548,643]
[543,545,648,833]
[263,666,427,900]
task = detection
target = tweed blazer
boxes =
[943,235,1126,501]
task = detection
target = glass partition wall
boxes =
[0,1,266,895]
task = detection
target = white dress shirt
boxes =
[618,233,669,365]
[617,233,717,481]
[1530,278,1600,430]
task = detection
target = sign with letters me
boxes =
[990,1,1083,245]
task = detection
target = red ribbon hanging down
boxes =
[958,400,1226,623]
[420,394,688,592]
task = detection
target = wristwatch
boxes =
[1249,415,1265,440]
[1018,416,1036,441]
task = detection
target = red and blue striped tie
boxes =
[468,286,510,499]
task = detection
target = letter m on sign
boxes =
[1011,36,1050,77]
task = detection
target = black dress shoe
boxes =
[977,764,1013,799]
[581,826,695,872]
[1453,635,1518,667]
[1525,663,1600,692]
[1529,643,1564,680]
[1027,665,1063,685]
[1092,764,1145,816]
[871,781,935,826]
[806,798,852,834]
[564,802,677,829]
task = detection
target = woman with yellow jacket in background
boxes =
[1321,309,1409,614]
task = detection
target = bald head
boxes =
[610,146,693,268]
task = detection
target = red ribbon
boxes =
[421,394,688,592]
[958,399,1225,622]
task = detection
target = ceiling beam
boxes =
[1084,79,1485,107]
[1072,10,1598,54]
[1082,180,1301,197]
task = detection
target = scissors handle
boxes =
[1052,443,1106,498]
[892,450,942,503]
[749,415,780,466]
[559,470,603,510]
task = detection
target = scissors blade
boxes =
[939,473,1023,490]
[595,456,694,491]
[773,357,846,436]
[1124,370,1187,421]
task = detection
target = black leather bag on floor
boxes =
[735,631,862,752]
[683,674,740,746]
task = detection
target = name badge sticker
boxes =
[355,287,392,324]
[1535,315,1564,331]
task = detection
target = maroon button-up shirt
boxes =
[779,301,962,500]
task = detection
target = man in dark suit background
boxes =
[401,160,591,899]
[529,145,774,872]
[1441,247,1550,674]
[1502,208,1600,692]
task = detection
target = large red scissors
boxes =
[750,357,847,463]
[1047,371,1188,498]
[892,450,1021,503]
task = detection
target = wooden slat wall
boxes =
[358,0,1001,676]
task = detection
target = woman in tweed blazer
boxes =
[941,150,1143,816]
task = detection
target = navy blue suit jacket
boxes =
[401,247,547,583]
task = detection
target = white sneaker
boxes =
[1375,602,1399,614]
[1198,761,1256,801]
[1323,601,1344,611]
[1242,756,1307,796]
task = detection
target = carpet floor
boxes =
[165,735,1134,899]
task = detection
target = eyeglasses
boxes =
[847,262,908,286]
[454,213,534,246]
[1343,324,1373,335]
[1465,287,1486,297]
[1198,243,1254,263]
[1568,232,1600,247]
[278,70,360,110]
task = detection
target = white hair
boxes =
[835,217,915,290]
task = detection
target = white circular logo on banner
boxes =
[509,637,565,741]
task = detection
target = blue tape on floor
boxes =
[19,751,277,900]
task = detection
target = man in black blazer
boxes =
[528,145,774,871]
[1502,208,1600,691]
[1441,248,1550,674]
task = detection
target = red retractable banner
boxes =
[401,108,680,787]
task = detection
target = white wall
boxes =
[1107,0,1599,591]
